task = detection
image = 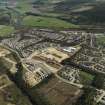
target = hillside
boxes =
[0,0,105,28]
[32,0,105,26]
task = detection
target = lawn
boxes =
[0,25,15,37]
[79,71,94,85]
[23,16,79,29]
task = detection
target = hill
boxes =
[32,0,105,26]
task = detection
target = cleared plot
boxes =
[0,25,14,37]
[23,16,79,29]
[31,47,69,63]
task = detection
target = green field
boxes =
[0,25,15,37]
[23,16,79,29]
[79,71,94,85]
[16,1,32,13]
[96,36,105,46]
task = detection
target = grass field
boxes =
[79,71,94,85]
[23,16,79,29]
[0,25,14,37]
[16,1,32,13]
[96,36,105,46]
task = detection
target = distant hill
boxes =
[32,0,105,26]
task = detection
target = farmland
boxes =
[23,16,79,29]
[0,25,14,37]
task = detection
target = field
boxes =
[0,55,32,105]
[29,76,81,105]
[0,25,14,37]
[16,1,32,13]
[0,83,32,105]
[79,71,94,85]
[96,35,105,46]
[31,0,105,26]
[23,16,79,29]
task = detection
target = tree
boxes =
[92,74,105,89]
[75,86,97,105]
[15,62,24,85]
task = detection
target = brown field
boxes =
[37,76,82,105]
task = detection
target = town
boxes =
[0,0,105,105]
[0,28,105,105]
